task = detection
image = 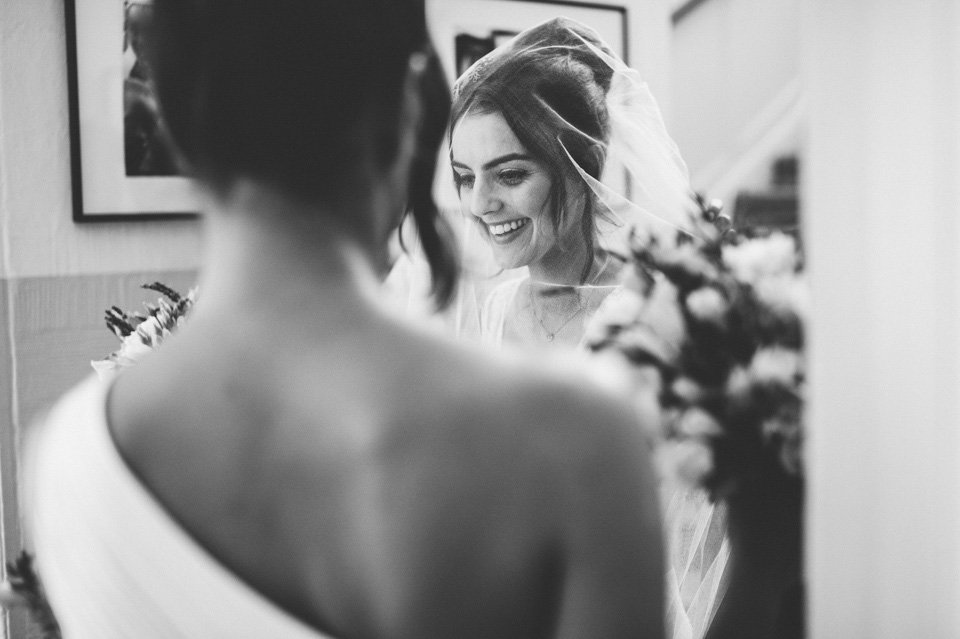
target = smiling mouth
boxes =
[487,218,530,239]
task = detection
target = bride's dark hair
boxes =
[149,0,457,307]
[450,17,614,283]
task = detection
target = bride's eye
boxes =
[499,169,529,186]
[453,172,475,192]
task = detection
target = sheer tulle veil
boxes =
[444,17,699,340]
[384,17,729,638]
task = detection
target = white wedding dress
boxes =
[22,375,339,639]
[477,275,623,350]
[477,278,730,639]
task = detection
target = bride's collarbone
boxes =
[509,281,610,345]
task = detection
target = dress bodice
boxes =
[478,277,625,351]
[478,277,525,349]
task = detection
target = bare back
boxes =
[108,302,665,639]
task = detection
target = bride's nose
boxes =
[469,180,502,218]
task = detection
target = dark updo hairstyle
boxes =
[149,0,457,308]
[450,17,614,282]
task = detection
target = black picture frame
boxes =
[65,0,199,222]
[428,0,628,80]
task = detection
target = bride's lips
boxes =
[486,218,530,245]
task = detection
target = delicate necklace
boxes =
[528,284,585,342]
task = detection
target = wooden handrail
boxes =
[672,0,712,24]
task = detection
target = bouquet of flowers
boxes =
[587,198,807,500]
[91,282,197,379]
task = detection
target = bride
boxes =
[447,18,729,639]
[449,19,624,349]
[447,18,694,351]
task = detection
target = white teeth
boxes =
[490,219,526,236]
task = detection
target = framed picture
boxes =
[65,0,199,221]
[426,0,628,211]
[427,0,627,84]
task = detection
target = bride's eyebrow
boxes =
[451,153,534,172]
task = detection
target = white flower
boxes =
[596,287,645,327]
[120,330,155,362]
[671,376,705,404]
[659,439,715,488]
[754,274,810,320]
[600,276,686,367]
[135,315,165,348]
[685,287,728,325]
[725,365,752,405]
[617,325,680,368]
[637,276,686,362]
[92,285,197,379]
[583,288,646,346]
[749,347,802,387]
[583,350,635,396]
[677,407,724,439]
[672,243,720,280]
[722,233,797,285]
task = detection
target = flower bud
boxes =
[685,287,728,326]
[678,407,724,438]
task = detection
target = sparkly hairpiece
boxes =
[453,55,494,100]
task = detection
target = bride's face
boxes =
[451,111,571,270]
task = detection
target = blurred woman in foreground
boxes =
[22,1,665,637]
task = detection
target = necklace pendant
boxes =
[546,333,554,341]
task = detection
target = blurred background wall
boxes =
[804,2,960,636]
[671,0,802,206]
[0,2,202,636]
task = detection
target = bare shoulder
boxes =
[432,341,656,468]
[415,345,666,638]
[398,334,663,532]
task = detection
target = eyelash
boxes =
[453,169,529,191]
[453,172,475,191]
[499,169,529,186]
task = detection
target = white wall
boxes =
[670,0,802,200]
[805,1,960,636]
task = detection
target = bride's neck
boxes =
[192,183,384,325]
[528,240,612,287]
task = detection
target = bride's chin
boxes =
[490,251,527,271]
